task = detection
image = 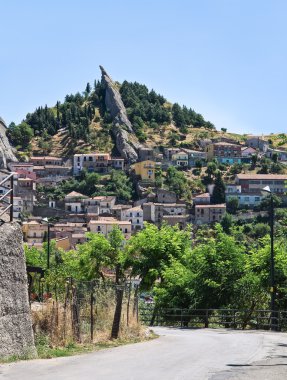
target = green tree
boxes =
[154,225,245,309]
[272,153,278,163]
[7,122,34,149]
[77,232,112,281]
[220,213,233,233]
[106,170,133,201]
[123,223,191,289]
[251,154,257,169]
[226,197,239,214]
[165,166,190,199]
[108,226,125,284]
[211,171,225,204]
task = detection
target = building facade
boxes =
[132,160,156,182]
[195,204,226,225]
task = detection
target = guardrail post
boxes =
[205,310,209,328]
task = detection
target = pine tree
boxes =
[211,171,226,204]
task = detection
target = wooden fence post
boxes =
[111,286,124,339]
[90,280,95,342]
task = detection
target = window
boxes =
[84,157,86,161]
[255,197,260,202]
[89,157,93,161]
[77,157,80,162]
[137,219,140,224]
[124,228,128,233]
[97,226,101,232]
[130,213,132,217]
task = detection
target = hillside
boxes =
[6,66,246,159]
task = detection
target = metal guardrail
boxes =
[140,306,286,331]
[0,172,14,222]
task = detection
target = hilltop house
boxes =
[206,142,242,164]
[235,174,287,195]
[246,136,268,151]
[225,184,262,208]
[143,202,187,225]
[194,204,226,225]
[132,160,156,182]
[171,151,189,167]
[88,218,132,240]
[120,206,143,231]
[73,153,124,175]
[241,147,257,157]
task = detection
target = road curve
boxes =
[1,327,287,380]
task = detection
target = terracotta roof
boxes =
[11,163,33,166]
[31,156,62,160]
[194,193,210,198]
[241,146,256,151]
[212,142,241,147]
[92,196,115,201]
[18,177,34,181]
[111,204,131,210]
[124,206,142,212]
[72,233,86,238]
[195,204,226,208]
[143,202,185,207]
[162,215,190,219]
[237,174,287,180]
[74,153,110,158]
[65,191,88,198]
[89,220,131,225]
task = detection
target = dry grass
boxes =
[31,287,147,352]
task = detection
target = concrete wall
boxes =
[0,222,36,359]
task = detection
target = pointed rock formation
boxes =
[0,117,17,168]
[100,66,139,163]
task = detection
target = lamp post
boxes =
[261,186,276,330]
[41,217,51,270]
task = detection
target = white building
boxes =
[88,219,132,239]
[13,197,24,219]
[121,206,143,231]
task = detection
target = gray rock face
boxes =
[100,66,139,163]
[0,222,37,359]
[0,118,17,169]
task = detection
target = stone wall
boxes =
[0,118,17,169]
[0,222,37,359]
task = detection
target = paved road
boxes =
[1,327,287,380]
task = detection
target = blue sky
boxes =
[1,0,286,134]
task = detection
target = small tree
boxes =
[227,197,239,214]
[211,171,226,204]
[220,213,233,233]
[251,154,257,169]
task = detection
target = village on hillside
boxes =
[1,133,286,250]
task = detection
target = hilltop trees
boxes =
[7,122,34,149]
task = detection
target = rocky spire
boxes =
[100,66,139,163]
[0,118,17,169]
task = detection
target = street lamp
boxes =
[261,185,276,330]
[41,217,52,270]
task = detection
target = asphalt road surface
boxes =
[1,327,287,380]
